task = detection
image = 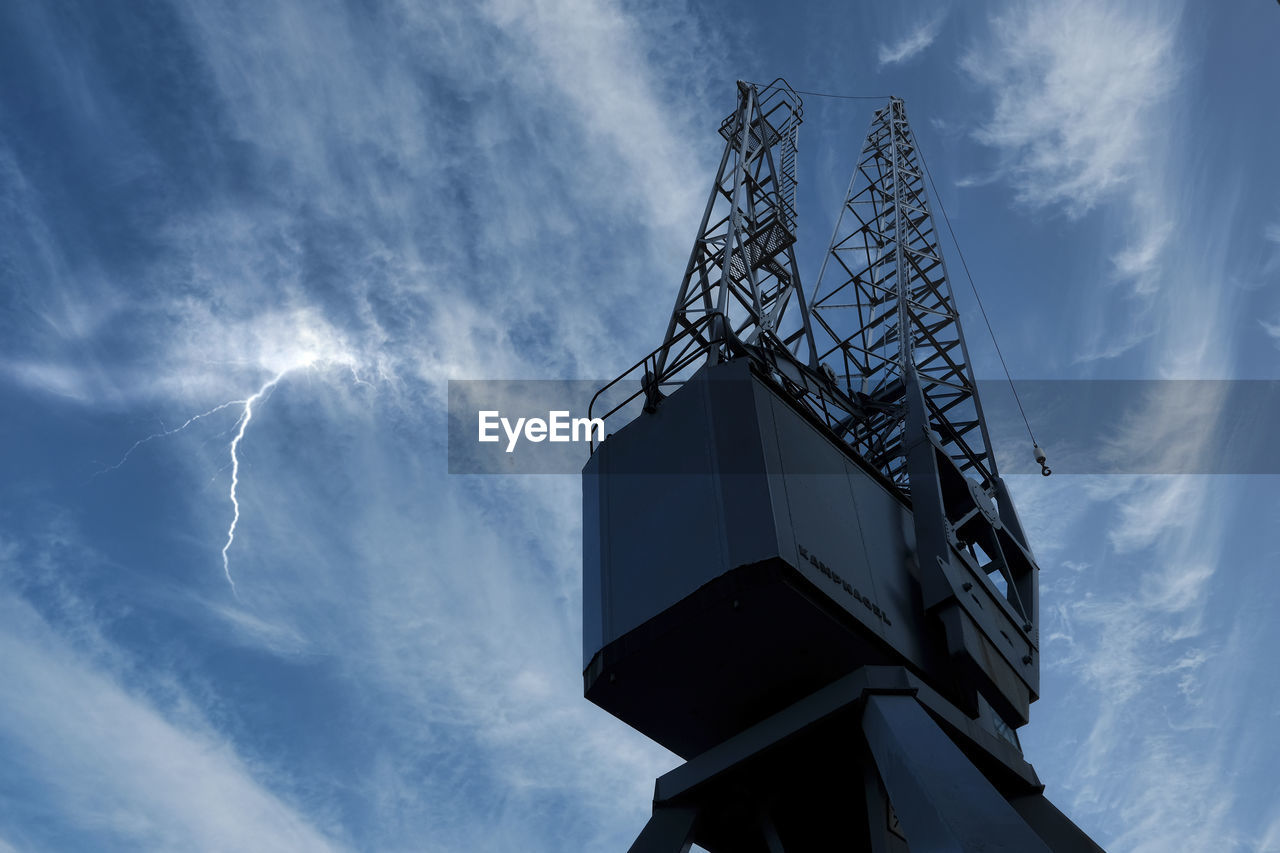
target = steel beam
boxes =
[862,694,1052,852]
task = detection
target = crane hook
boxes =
[1033,444,1051,477]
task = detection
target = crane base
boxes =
[626,666,1102,853]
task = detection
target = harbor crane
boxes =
[582,79,1102,852]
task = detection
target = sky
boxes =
[1,0,1279,850]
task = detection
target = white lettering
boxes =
[481,410,604,452]
[573,416,604,443]
[548,411,571,442]
[502,417,525,453]
[478,410,500,443]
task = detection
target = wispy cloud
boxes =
[963,1,1187,366]
[8,0,1270,849]
[968,2,1220,373]
[961,1,1181,215]
[1262,219,1280,279]
[1018,470,1237,850]
[0,588,345,851]
[965,3,1265,847]
[0,0,714,847]
[878,11,948,68]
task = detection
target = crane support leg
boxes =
[862,694,1051,853]
[628,806,699,853]
[622,667,1103,852]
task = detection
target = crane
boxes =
[582,79,1101,852]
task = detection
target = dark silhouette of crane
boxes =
[582,79,1102,852]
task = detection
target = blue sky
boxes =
[1,1,1278,850]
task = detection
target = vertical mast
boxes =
[811,98,997,493]
[652,79,814,385]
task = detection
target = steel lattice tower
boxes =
[655,81,813,379]
[811,97,995,492]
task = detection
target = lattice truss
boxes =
[601,87,998,499]
[811,98,995,489]
[653,79,815,382]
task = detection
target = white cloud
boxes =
[877,11,948,68]
[4,0,718,416]
[1261,815,1280,853]
[478,0,709,245]
[964,14,1263,846]
[0,0,714,847]
[2,359,100,402]
[179,401,675,849]
[964,1,1187,368]
[0,593,344,851]
[961,0,1181,215]
[1262,220,1280,278]
[1110,206,1172,293]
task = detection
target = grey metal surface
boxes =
[1009,794,1108,853]
[627,807,698,853]
[585,359,1038,738]
[583,369,736,660]
[651,668,1041,805]
[584,361,924,663]
[619,668,1092,851]
[862,694,1053,852]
